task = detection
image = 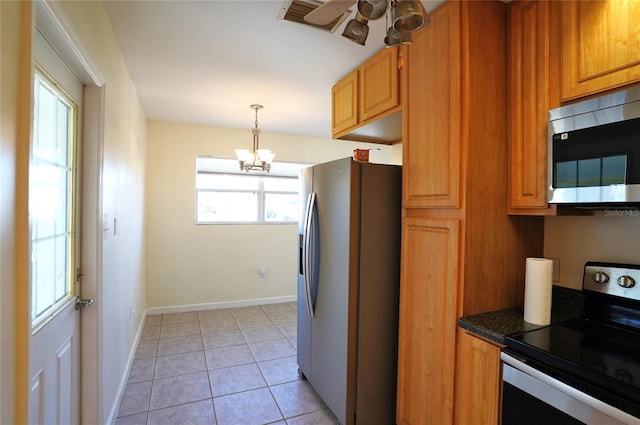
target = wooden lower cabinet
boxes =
[396,211,534,425]
[454,331,502,425]
[396,216,459,425]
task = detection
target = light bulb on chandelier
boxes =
[235,104,275,172]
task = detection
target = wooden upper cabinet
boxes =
[454,331,502,425]
[360,47,399,121]
[331,47,402,143]
[561,0,640,101]
[507,0,560,215]
[403,1,461,208]
[332,69,358,135]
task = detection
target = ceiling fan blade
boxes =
[304,0,356,25]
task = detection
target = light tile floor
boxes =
[115,302,338,425]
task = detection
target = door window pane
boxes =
[30,164,68,239]
[31,71,76,324]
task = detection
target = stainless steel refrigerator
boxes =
[297,157,401,425]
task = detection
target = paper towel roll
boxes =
[523,257,553,325]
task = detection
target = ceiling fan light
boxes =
[393,0,428,32]
[342,15,370,45]
[385,26,412,47]
[357,0,388,20]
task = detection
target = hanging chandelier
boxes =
[235,104,275,172]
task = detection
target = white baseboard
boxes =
[105,313,146,425]
[145,295,297,316]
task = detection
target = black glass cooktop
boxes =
[505,317,640,411]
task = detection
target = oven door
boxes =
[501,352,640,425]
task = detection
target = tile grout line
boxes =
[118,303,307,425]
[200,315,219,425]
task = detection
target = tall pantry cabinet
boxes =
[396,2,543,424]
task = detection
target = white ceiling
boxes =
[101,0,441,139]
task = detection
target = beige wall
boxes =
[1,1,147,423]
[146,120,397,309]
[544,212,640,289]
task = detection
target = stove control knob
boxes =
[592,271,610,285]
[617,275,636,289]
[615,369,633,384]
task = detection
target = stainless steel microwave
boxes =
[548,86,640,206]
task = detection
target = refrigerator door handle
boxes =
[303,192,319,318]
[302,193,313,317]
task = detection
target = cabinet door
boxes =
[403,2,461,208]
[561,0,640,101]
[359,47,399,121]
[507,0,559,214]
[454,331,502,425]
[396,216,459,425]
[332,69,358,135]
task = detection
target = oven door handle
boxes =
[501,352,640,425]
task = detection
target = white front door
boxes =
[29,31,85,425]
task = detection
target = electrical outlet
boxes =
[259,267,267,278]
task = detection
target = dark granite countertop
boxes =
[458,286,584,345]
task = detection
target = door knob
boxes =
[75,297,94,311]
